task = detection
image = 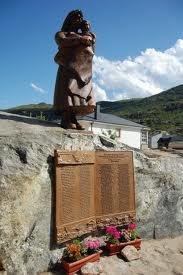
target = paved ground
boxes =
[43,236,183,275]
[98,236,183,275]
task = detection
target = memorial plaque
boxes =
[95,151,136,227]
[55,150,96,243]
[55,150,136,243]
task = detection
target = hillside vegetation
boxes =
[4,102,53,120]
[100,85,183,135]
[3,85,183,135]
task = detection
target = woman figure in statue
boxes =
[53,10,96,130]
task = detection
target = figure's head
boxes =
[61,10,83,32]
[81,20,90,32]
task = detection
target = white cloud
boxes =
[93,39,183,101]
[30,83,46,94]
[93,83,108,101]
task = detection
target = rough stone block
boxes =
[0,111,183,274]
[121,245,140,261]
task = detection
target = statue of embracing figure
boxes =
[53,10,96,130]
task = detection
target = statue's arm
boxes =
[55,31,82,47]
[91,32,96,44]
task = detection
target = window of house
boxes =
[141,130,148,143]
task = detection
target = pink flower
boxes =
[83,237,103,250]
[121,229,127,235]
[106,226,120,239]
[128,223,137,230]
[113,231,120,238]
[106,226,117,234]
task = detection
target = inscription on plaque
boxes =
[99,164,113,214]
[95,151,136,227]
[55,151,96,243]
[55,150,136,243]
[118,164,130,211]
[79,164,94,218]
[61,166,76,223]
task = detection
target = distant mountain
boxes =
[100,85,183,135]
[6,102,52,111]
[3,85,183,135]
[4,102,54,121]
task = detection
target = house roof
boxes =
[78,110,148,129]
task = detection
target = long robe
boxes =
[53,31,95,116]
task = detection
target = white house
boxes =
[78,105,149,149]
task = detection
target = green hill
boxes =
[4,102,53,120]
[3,85,183,135]
[100,85,183,135]
[6,102,52,111]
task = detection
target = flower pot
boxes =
[62,250,102,275]
[106,238,142,256]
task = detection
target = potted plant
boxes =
[105,224,142,256]
[62,237,104,275]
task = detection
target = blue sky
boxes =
[0,0,183,108]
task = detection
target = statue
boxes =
[53,10,96,130]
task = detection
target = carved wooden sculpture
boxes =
[53,10,96,130]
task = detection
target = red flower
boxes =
[113,231,120,238]
[106,226,120,239]
[128,223,137,230]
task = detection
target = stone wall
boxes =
[0,112,183,274]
